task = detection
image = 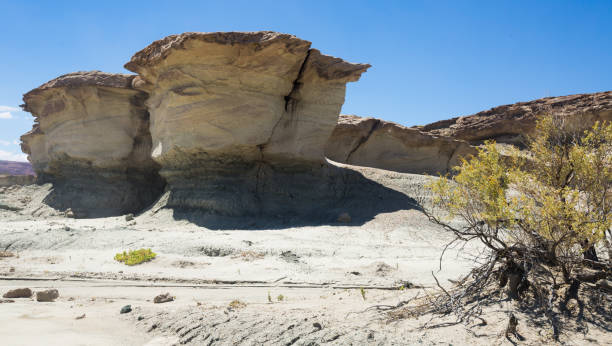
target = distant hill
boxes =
[0,160,34,175]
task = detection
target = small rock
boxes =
[153,293,174,304]
[9,267,15,273]
[242,240,253,247]
[0,251,15,258]
[75,313,86,320]
[36,289,59,302]
[313,322,322,330]
[596,279,612,293]
[3,288,33,298]
[0,299,15,303]
[337,212,351,223]
[65,208,75,218]
[137,316,145,321]
[125,213,134,221]
[120,305,132,314]
[349,271,361,276]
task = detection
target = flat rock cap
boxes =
[124,31,312,72]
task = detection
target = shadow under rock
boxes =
[163,164,421,230]
[40,169,165,218]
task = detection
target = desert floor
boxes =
[0,168,608,345]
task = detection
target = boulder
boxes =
[36,289,59,302]
[20,71,164,217]
[417,91,612,145]
[124,31,370,215]
[326,115,476,175]
[3,288,33,298]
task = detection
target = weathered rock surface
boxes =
[326,115,476,174]
[124,31,370,215]
[20,71,164,217]
[418,91,612,145]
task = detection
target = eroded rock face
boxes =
[20,71,164,217]
[418,91,612,145]
[326,115,476,175]
[124,31,370,215]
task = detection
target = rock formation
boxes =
[325,115,476,175]
[417,91,612,145]
[123,31,370,215]
[20,71,164,217]
[325,91,611,174]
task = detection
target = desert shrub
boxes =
[411,114,611,339]
[114,248,157,266]
[228,299,247,309]
[277,294,284,301]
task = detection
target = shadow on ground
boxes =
[162,165,421,230]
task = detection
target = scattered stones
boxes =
[0,251,15,258]
[280,251,300,264]
[153,293,174,304]
[120,305,132,314]
[3,288,33,298]
[337,212,351,223]
[36,289,59,302]
[373,262,395,277]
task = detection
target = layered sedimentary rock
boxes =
[418,91,612,145]
[20,71,164,217]
[124,31,369,215]
[325,115,476,174]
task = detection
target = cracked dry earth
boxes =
[0,172,609,345]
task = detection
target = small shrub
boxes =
[267,291,272,303]
[277,294,284,302]
[360,287,366,300]
[229,299,246,309]
[114,248,156,266]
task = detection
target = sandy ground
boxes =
[0,167,609,345]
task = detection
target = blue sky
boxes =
[1,0,611,161]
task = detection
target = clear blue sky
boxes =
[1,0,611,161]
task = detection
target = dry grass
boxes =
[228,299,247,309]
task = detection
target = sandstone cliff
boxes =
[325,115,476,175]
[418,91,612,145]
[20,71,164,217]
[123,31,370,215]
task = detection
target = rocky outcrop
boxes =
[325,115,476,175]
[124,31,370,215]
[20,71,164,217]
[418,91,612,145]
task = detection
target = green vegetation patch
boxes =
[114,248,157,266]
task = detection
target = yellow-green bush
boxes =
[114,248,156,266]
